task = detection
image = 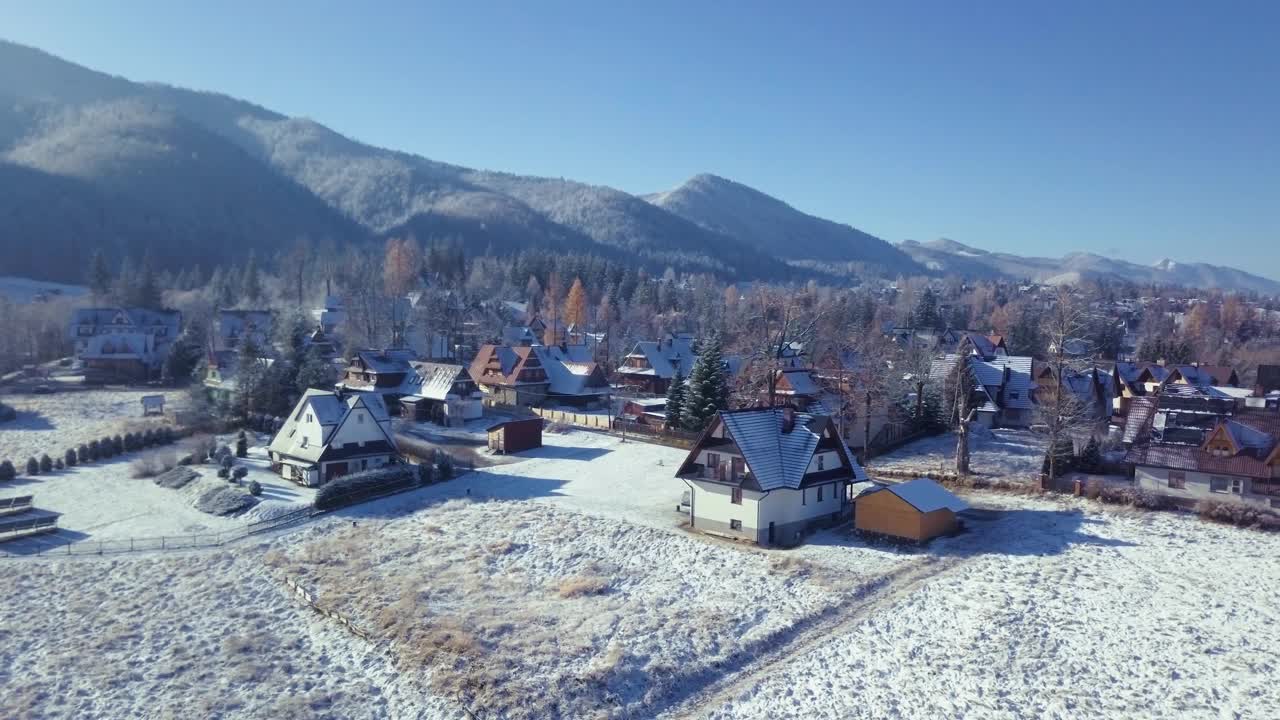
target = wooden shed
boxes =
[854,479,968,543]
[487,418,543,454]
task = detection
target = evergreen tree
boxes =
[88,249,113,302]
[681,335,728,431]
[241,251,263,305]
[1008,305,1046,357]
[295,346,338,394]
[135,252,162,309]
[909,287,942,329]
[0,459,14,482]
[1078,437,1102,473]
[164,320,204,384]
[664,371,686,428]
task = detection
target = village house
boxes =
[618,397,668,427]
[336,348,418,406]
[1127,412,1280,510]
[676,407,866,547]
[398,361,483,425]
[202,350,274,402]
[470,343,611,408]
[931,350,1035,428]
[1110,361,1239,416]
[313,294,346,335]
[214,309,274,352]
[68,307,182,382]
[1032,362,1113,422]
[616,332,698,395]
[268,389,399,486]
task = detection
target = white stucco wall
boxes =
[805,450,844,474]
[688,479,761,538]
[330,408,391,448]
[758,482,845,529]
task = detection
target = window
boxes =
[707,453,720,470]
[731,487,742,505]
[817,485,824,502]
[306,413,313,423]
[300,436,309,448]
[1231,478,1243,494]
[1010,392,1020,399]
[817,454,825,471]
[802,488,807,506]
[357,412,364,424]
[729,519,742,530]
[1210,476,1230,494]
[1168,471,1186,489]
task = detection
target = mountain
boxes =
[900,239,1280,295]
[645,173,922,274]
[0,40,782,283]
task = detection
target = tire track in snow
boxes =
[656,553,977,720]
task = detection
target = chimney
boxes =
[782,406,796,434]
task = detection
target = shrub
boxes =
[99,436,115,459]
[130,451,178,479]
[220,455,234,471]
[0,402,14,423]
[113,434,124,455]
[557,575,610,598]
[0,460,15,482]
[124,432,137,452]
[54,458,64,470]
[233,466,249,481]
[236,435,248,458]
[79,443,91,463]
[217,467,230,479]
[26,457,39,476]
[215,445,232,461]
[65,448,78,467]
[144,429,156,447]
[247,480,262,496]
[177,454,195,466]
[314,465,416,511]
[39,454,52,473]
[417,462,435,486]
[1078,438,1102,474]
[436,453,455,481]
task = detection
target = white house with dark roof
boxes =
[399,362,483,425]
[214,309,274,352]
[676,407,866,547]
[268,389,399,486]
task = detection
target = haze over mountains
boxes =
[1,39,1275,294]
[899,238,1280,295]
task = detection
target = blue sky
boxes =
[4,1,1278,273]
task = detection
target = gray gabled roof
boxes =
[717,408,854,491]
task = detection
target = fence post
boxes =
[161,536,165,550]
[130,538,134,552]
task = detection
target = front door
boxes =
[326,462,348,483]
[731,457,744,481]
[768,522,775,544]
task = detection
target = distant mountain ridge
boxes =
[899,238,1280,294]
[644,173,921,274]
[0,39,1272,294]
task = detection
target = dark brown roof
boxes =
[1126,444,1274,480]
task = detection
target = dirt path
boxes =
[655,552,977,719]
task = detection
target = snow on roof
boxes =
[932,354,1034,410]
[269,390,393,463]
[410,362,469,401]
[874,478,969,513]
[718,408,842,491]
[619,337,697,380]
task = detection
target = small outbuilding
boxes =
[854,478,968,543]
[487,417,543,455]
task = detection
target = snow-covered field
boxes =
[870,428,1045,483]
[0,275,86,303]
[0,388,187,463]
[4,428,1280,719]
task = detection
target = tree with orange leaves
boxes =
[563,277,588,329]
[383,237,421,298]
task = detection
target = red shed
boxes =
[487,418,543,454]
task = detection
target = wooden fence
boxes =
[533,407,612,430]
[284,576,371,641]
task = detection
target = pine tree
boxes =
[241,251,263,305]
[88,249,113,302]
[1079,437,1102,473]
[664,371,686,428]
[136,252,161,309]
[0,459,16,482]
[681,335,728,432]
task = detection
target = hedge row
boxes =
[314,465,416,511]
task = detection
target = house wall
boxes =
[757,484,846,546]
[919,508,959,540]
[687,479,761,542]
[1135,465,1276,508]
[805,450,845,474]
[330,407,389,448]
